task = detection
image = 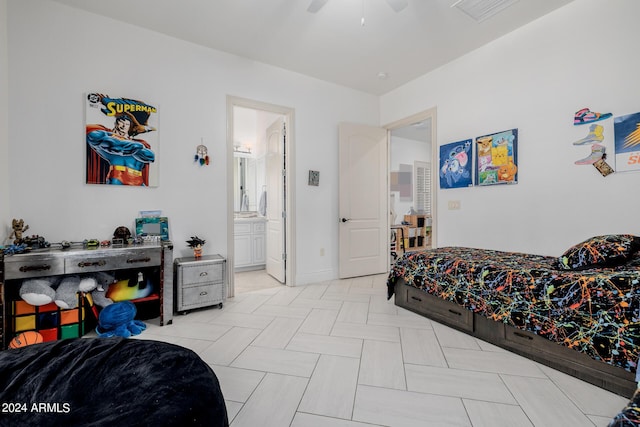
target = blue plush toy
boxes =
[95,301,146,338]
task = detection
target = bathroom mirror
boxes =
[234,155,263,214]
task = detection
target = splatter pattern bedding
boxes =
[387,238,640,373]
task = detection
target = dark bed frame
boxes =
[394,279,636,397]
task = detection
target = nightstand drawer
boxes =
[179,262,224,286]
[180,283,225,308]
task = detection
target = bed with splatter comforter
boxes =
[387,235,640,398]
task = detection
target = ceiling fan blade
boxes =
[307,0,329,13]
[386,0,408,12]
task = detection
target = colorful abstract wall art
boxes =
[475,128,518,186]
[439,139,472,189]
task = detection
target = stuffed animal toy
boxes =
[95,301,146,338]
[57,273,116,309]
[106,273,153,302]
[88,272,116,308]
[20,272,115,309]
[19,278,58,306]
[54,276,84,309]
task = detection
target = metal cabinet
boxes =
[1,242,173,348]
[174,255,226,314]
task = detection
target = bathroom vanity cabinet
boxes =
[234,217,266,271]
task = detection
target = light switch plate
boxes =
[448,200,461,210]
[309,170,320,186]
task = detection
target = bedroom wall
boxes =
[4,0,379,284]
[380,0,640,256]
[0,0,8,233]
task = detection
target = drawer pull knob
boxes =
[77,260,107,268]
[199,272,208,277]
[410,296,422,302]
[448,309,462,316]
[126,257,151,264]
[19,264,51,273]
[513,331,533,340]
[199,291,208,296]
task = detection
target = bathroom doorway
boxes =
[226,96,296,297]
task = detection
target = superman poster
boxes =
[614,112,640,173]
[85,93,159,186]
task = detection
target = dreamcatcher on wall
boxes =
[194,141,210,166]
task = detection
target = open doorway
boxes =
[226,96,296,297]
[386,108,437,263]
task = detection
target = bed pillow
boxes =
[557,234,640,270]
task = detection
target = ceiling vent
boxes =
[451,0,521,22]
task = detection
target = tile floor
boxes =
[234,269,283,294]
[137,273,628,427]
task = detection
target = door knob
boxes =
[341,218,350,223]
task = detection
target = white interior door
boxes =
[266,117,285,283]
[339,122,388,278]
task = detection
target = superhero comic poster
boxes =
[474,128,518,186]
[85,93,159,187]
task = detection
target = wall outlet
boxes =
[320,248,325,256]
[448,200,461,210]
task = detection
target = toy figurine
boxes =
[186,236,206,259]
[10,218,29,244]
[113,226,132,242]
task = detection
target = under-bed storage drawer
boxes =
[401,285,473,332]
[502,323,636,394]
[502,324,574,360]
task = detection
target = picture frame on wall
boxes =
[439,139,473,189]
[390,164,413,201]
[475,128,518,186]
[85,93,159,187]
[614,112,640,173]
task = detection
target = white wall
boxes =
[0,0,9,240]
[5,0,379,284]
[381,0,640,256]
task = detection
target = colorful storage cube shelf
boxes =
[11,294,93,342]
